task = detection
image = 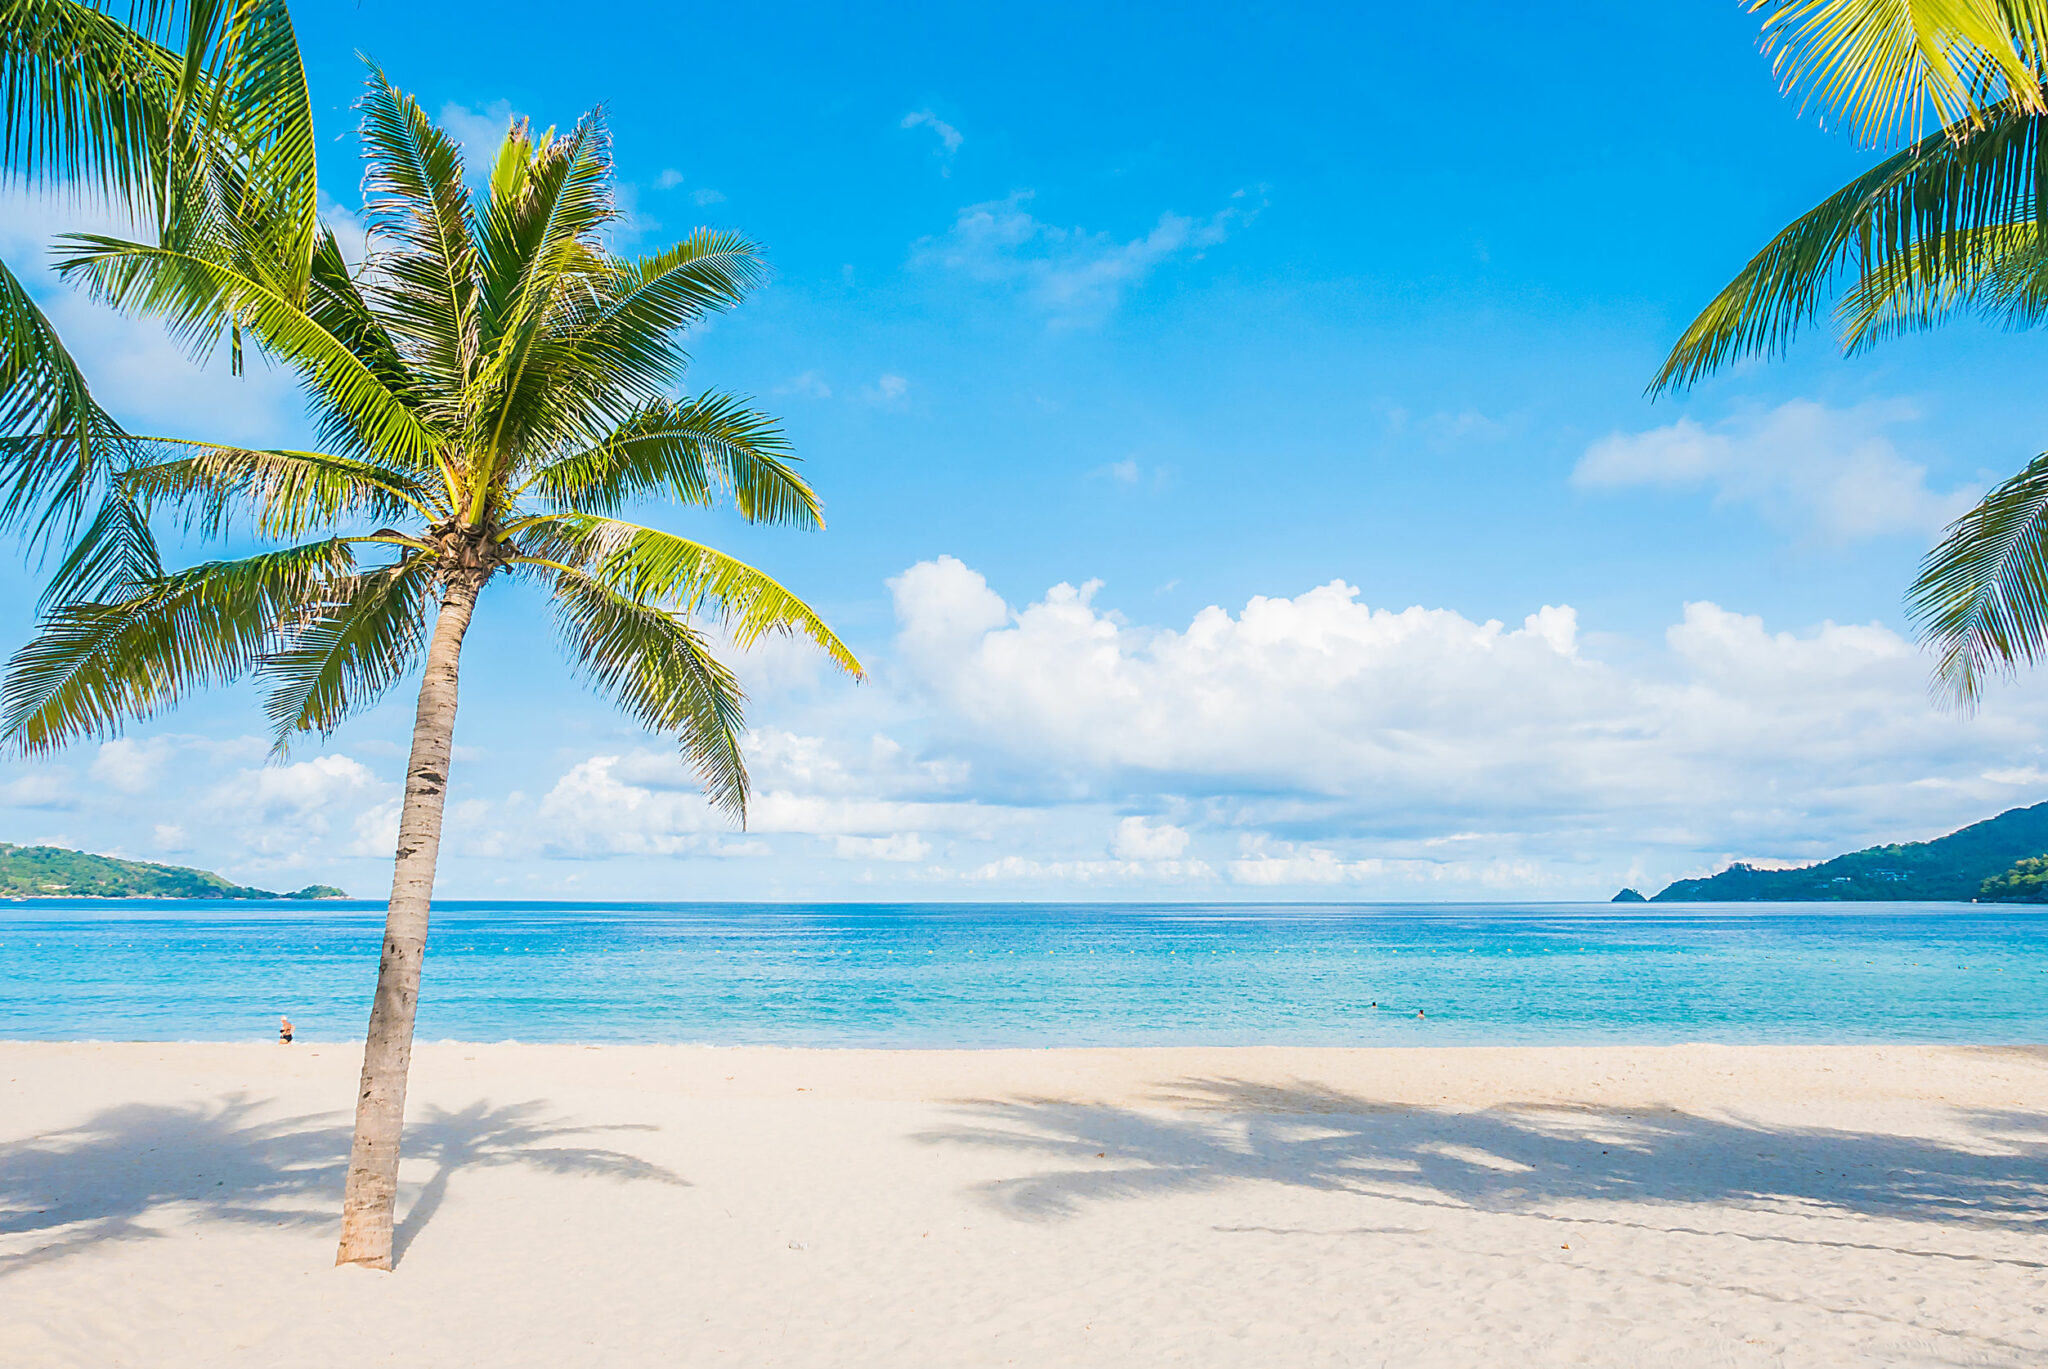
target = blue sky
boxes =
[5,0,2048,900]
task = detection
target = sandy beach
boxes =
[3,1041,2045,1367]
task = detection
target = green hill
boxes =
[0,843,346,900]
[1645,801,2048,902]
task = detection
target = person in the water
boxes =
[279,1015,294,1045]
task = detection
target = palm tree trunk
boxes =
[334,572,483,1268]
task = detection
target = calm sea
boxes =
[2,901,2044,1046]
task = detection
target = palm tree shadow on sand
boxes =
[0,1094,685,1274]
[915,1075,2048,1260]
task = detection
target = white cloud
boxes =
[866,373,909,404]
[89,738,173,795]
[911,190,1255,323]
[886,556,2048,871]
[833,833,933,862]
[900,109,964,169]
[152,824,190,853]
[1112,816,1189,859]
[1575,399,1979,542]
[777,371,833,399]
[654,168,686,189]
[692,187,727,207]
[208,754,388,855]
[437,99,520,173]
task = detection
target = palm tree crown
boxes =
[1657,2,2048,706]
[4,68,858,810]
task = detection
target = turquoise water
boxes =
[2,901,2045,1045]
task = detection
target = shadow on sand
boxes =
[917,1076,2048,1261]
[0,1095,684,1273]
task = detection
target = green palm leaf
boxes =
[513,512,861,675]
[1653,103,2046,391]
[523,394,819,526]
[4,536,352,753]
[1753,0,2048,144]
[547,564,751,821]
[1908,451,2048,704]
[260,553,434,747]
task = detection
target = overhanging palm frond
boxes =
[1908,450,2048,706]
[547,565,751,821]
[512,512,861,675]
[1837,219,2048,344]
[53,235,447,468]
[120,442,438,539]
[36,487,162,608]
[0,255,137,544]
[1752,0,2048,145]
[0,0,176,206]
[259,552,434,748]
[523,394,819,526]
[1652,103,2047,391]
[2,535,353,753]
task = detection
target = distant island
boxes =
[0,843,347,900]
[1616,801,2048,903]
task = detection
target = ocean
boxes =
[2,900,2045,1046]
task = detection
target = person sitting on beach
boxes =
[279,1015,294,1045]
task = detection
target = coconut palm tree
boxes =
[2,0,316,592]
[0,68,861,1268]
[1655,0,2048,705]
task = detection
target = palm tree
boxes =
[1655,0,2048,705]
[0,68,861,1268]
[2,0,316,593]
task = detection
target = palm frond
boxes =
[1908,449,2048,706]
[1752,0,2048,145]
[53,234,446,467]
[569,231,766,402]
[546,564,751,822]
[36,487,162,608]
[260,551,433,747]
[2,535,352,753]
[120,442,437,539]
[0,0,176,206]
[523,394,819,526]
[513,512,861,676]
[357,63,478,410]
[1837,219,2048,343]
[1653,103,2046,390]
[0,254,138,545]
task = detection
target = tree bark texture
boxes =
[334,573,482,1268]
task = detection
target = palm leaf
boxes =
[1753,0,2048,145]
[513,512,861,675]
[2,535,352,753]
[1653,103,2047,390]
[1908,449,2048,705]
[546,564,751,821]
[522,394,819,526]
[120,441,437,539]
[260,552,434,747]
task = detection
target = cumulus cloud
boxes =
[209,754,389,855]
[1575,400,1979,542]
[885,556,2047,869]
[1112,816,1189,859]
[912,190,1256,322]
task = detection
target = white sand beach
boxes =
[3,1041,2045,1367]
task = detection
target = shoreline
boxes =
[6,1041,2045,1366]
